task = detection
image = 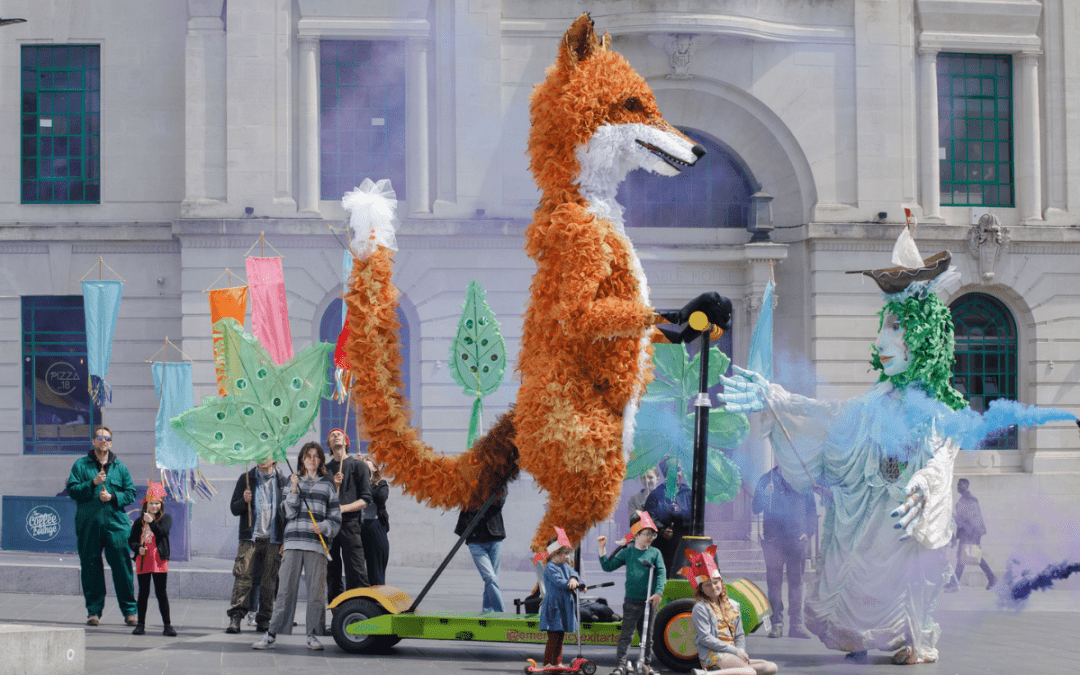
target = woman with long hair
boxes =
[253,442,341,651]
[684,548,777,675]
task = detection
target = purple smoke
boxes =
[998,559,1080,609]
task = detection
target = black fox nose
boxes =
[691,144,706,158]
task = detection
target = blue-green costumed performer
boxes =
[720,221,1076,665]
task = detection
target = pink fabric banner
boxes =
[245,257,294,364]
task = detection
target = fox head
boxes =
[528,14,705,202]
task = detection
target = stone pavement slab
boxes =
[0,561,1076,675]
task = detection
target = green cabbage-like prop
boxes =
[628,342,750,503]
[448,280,507,447]
[170,317,332,464]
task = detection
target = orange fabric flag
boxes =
[209,286,248,396]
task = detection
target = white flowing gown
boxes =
[762,380,958,662]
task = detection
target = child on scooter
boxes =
[598,511,666,675]
[540,527,580,667]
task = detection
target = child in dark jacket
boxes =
[128,482,175,636]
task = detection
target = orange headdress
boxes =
[678,545,721,591]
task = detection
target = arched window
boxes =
[319,297,410,451]
[950,293,1018,449]
[615,128,755,228]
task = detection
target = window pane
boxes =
[937,54,1013,207]
[21,45,100,204]
[950,293,1018,449]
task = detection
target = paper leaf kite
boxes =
[628,342,750,504]
[170,318,332,465]
[448,280,507,447]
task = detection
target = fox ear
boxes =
[561,13,600,68]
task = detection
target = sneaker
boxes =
[226,616,242,634]
[307,635,324,651]
[246,612,257,627]
[131,624,145,635]
[789,626,812,639]
[986,573,997,590]
[86,616,100,626]
[252,633,276,650]
[163,625,177,637]
[610,665,627,675]
[125,615,139,626]
[943,582,959,593]
[767,623,783,638]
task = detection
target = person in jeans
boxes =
[751,466,815,639]
[454,486,507,613]
[225,457,287,634]
[252,442,341,651]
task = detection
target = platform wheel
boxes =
[581,661,597,675]
[651,598,698,672]
[331,598,400,653]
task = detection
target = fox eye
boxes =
[623,97,643,113]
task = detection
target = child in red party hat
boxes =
[680,547,776,675]
[597,511,665,675]
[538,527,580,667]
[128,481,175,636]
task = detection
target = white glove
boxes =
[718,365,770,414]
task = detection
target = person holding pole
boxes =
[325,428,372,599]
[226,457,287,634]
[253,442,341,651]
[66,425,138,627]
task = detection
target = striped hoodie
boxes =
[281,474,341,553]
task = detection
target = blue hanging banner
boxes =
[82,280,123,406]
[746,279,775,381]
[153,361,198,470]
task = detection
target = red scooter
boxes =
[525,582,614,675]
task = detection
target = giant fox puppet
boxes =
[342,14,731,552]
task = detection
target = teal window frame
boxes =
[950,293,1018,449]
[21,45,101,204]
[937,53,1014,207]
[319,40,407,201]
[22,296,102,455]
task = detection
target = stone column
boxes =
[918,48,942,220]
[297,35,320,215]
[182,6,226,213]
[407,37,431,215]
[1015,51,1042,222]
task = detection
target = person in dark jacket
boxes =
[944,478,996,591]
[455,486,508,613]
[66,425,138,627]
[325,428,372,600]
[752,465,816,639]
[128,482,175,636]
[360,455,391,585]
[225,457,288,634]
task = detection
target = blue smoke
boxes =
[896,391,1076,450]
[998,559,1080,609]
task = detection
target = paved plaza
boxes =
[0,555,1076,675]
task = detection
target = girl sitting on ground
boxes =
[683,547,777,675]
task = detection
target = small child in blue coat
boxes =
[539,527,579,667]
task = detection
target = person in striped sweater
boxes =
[253,442,341,651]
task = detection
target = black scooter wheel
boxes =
[581,661,597,675]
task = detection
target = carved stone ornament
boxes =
[965,213,1010,284]
[647,33,717,79]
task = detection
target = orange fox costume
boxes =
[342,15,720,552]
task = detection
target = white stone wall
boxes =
[0,1,1077,573]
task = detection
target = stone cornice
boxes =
[0,223,174,242]
[502,14,853,45]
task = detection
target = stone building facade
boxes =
[1,0,1077,573]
